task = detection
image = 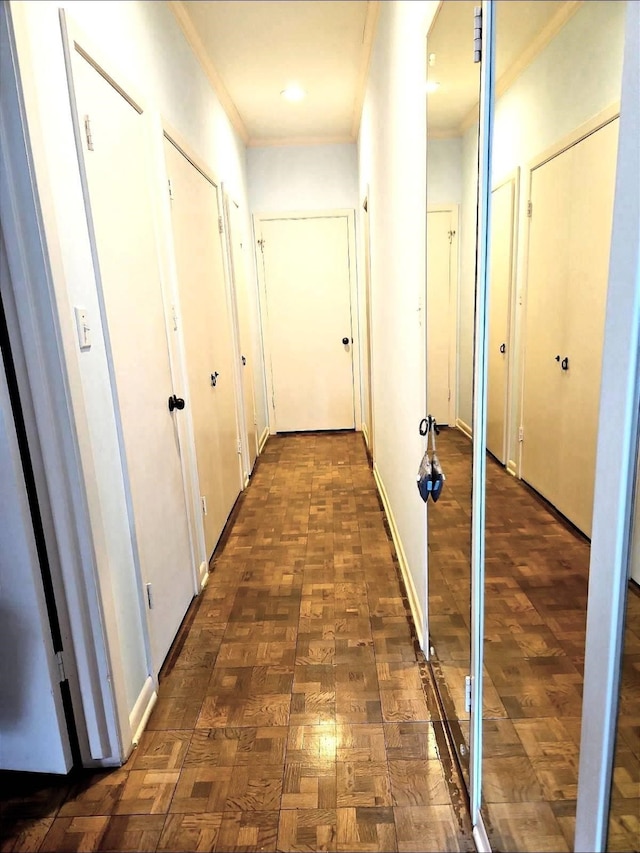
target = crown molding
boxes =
[168,0,249,144]
[247,134,355,149]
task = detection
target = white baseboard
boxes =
[258,426,269,454]
[129,676,157,750]
[372,464,424,648]
[362,422,370,450]
[456,417,473,440]
[200,562,209,590]
[473,813,492,852]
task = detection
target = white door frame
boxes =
[222,187,258,485]
[361,191,375,457]
[1,2,122,765]
[487,169,519,468]
[575,0,640,846]
[253,209,361,436]
[516,102,619,479]
[427,202,459,427]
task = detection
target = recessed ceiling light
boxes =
[426,80,441,93]
[280,85,306,102]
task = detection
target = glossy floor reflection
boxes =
[428,428,640,853]
[0,433,474,853]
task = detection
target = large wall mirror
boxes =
[426,1,632,850]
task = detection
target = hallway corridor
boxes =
[0,433,474,853]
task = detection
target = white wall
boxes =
[457,0,626,454]
[427,137,462,205]
[10,0,259,752]
[358,0,439,644]
[247,143,358,212]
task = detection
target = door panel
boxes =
[560,119,619,536]
[426,209,453,425]
[521,145,572,507]
[73,56,194,673]
[164,139,241,556]
[227,200,258,473]
[0,356,72,774]
[261,216,355,432]
[486,179,514,462]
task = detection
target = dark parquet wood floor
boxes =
[428,428,640,853]
[0,433,475,853]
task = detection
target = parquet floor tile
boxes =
[0,818,54,852]
[429,429,640,852]
[1,433,477,853]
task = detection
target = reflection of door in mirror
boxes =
[480,3,626,851]
[426,0,479,785]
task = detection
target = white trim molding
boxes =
[373,464,425,650]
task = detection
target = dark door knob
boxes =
[342,337,350,345]
[561,356,569,371]
[168,395,185,412]
[499,343,506,354]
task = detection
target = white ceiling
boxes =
[175,0,374,146]
[172,1,581,147]
[427,0,572,135]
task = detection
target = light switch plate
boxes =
[74,306,91,349]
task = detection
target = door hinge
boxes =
[527,200,533,217]
[473,7,482,63]
[168,179,174,201]
[237,439,242,454]
[171,303,178,331]
[464,675,472,713]
[56,651,67,683]
[447,229,456,244]
[257,238,265,253]
[518,426,524,442]
[218,216,224,234]
[201,495,207,515]
[146,582,154,610]
[84,115,94,151]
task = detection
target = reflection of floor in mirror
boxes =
[427,427,640,853]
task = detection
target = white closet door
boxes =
[426,209,454,425]
[164,139,241,557]
[73,56,194,674]
[560,119,619,536]
[227,200,258,473]
[260,216,355,432]
[523,120,619,536]
[521,145,572,509]
[0,359,72,773]
[486,179,515,462]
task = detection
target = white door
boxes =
[259,216,355,432]
[227,198,258,473]
[559,118,619,535]
[486,178,515,462]
[0,355,73,773]
[522,119,619,535]
[426,209,455,425]
[521,144,571,510]
[164,139,242,558]
[72,54,194,673]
